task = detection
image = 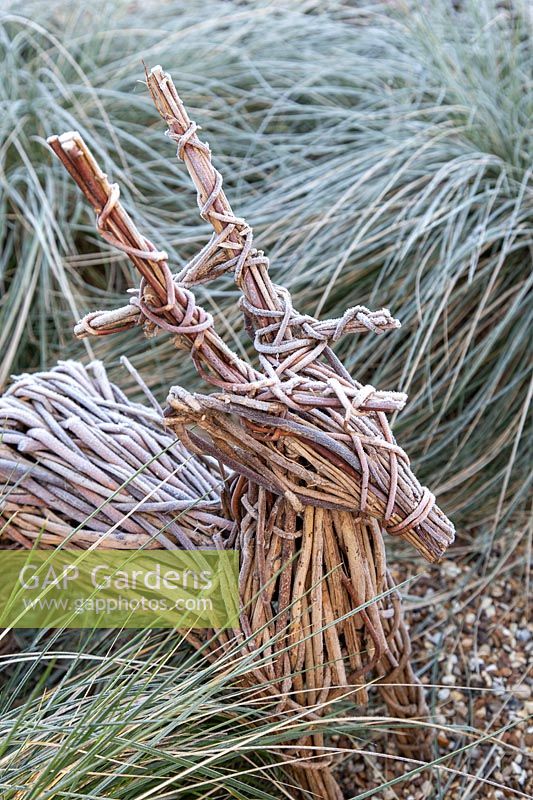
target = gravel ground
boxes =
[338,531,532,799]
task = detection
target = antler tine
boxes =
[48,133,169,305]
[73,304,141,339]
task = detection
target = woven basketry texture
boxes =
[0,360,229,550]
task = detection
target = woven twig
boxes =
[44,70,456,798]
[0,360,230,551]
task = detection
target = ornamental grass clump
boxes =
[0,627,332,799]
[0,0,530,531]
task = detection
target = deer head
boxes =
[49,67,454,563]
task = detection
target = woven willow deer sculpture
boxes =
[46,67,454,799]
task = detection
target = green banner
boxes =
[0,550,239,629]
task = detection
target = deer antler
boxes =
[48,131,404,414]
[145,66,401,342]
[48,132,257,391]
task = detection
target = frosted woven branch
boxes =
[74,304,141,337]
